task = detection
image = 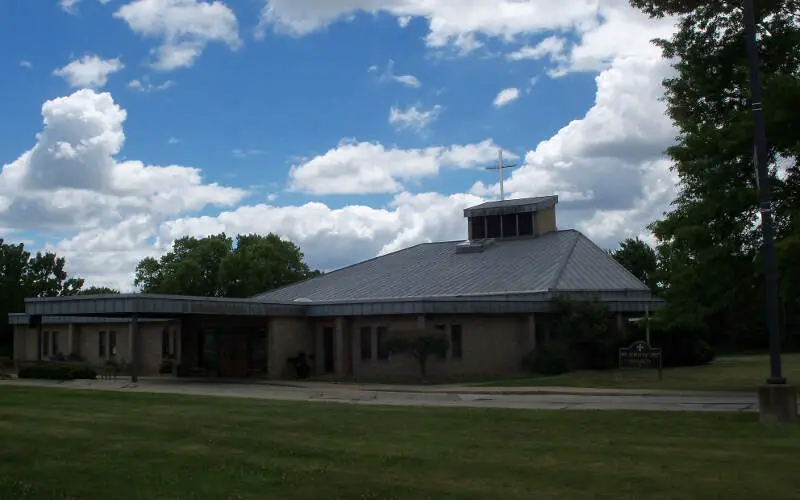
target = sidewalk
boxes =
[262,380,751,398]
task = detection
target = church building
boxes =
[9,195,660,381]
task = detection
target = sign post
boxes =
[619,341,663,380]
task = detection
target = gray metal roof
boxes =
[24,293,304,318]
[254,229,650,304]
[463,195,558,217]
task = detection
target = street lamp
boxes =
[742,0,785,386]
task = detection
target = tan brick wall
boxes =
[343,314,529,381]
[268,317,312,379]
[13,325,37,360]
[535,206,557,235]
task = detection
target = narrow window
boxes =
[518,212,534,236]
[451,325,463,359]
[98,331,106,358]
[376,326,389,360]
[435,325,447,358]
[52,331,60,355]
[486,215,502,238]
[42,331,50,357]
[360,326,372,361]
[109,331,117,357]
[162,327,170,357]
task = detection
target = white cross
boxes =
[483,150,517,201]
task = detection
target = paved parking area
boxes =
[1,378,760,413]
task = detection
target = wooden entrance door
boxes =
[217,333,249,378]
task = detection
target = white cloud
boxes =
[232,148,267,158]
[20,60,33,69]
[288,139,509,195]
[53,55,124,89]
[369,60,421,88]
[257,0,600,54]
[507,36,567,61]
[168,137,180,144]
[0,88,245,237]
[493,87,520,108]
[60,0,112,14]
[388,104,442,133]
[128,77,175,92]
[114,0,241,71]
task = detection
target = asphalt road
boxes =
[1,378,759,413]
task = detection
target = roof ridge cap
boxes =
[549,230,581,291]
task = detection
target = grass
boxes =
[476,353,800,392]
[1,387,800,499]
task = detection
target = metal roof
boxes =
[24,293,304,318]
[463,195,558,218]
[254,229,650,304]
[8,313,172,325]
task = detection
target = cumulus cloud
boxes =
[53,55,124,89]
[257,0,599,53]
[493,88,520,107]
[288,139,510,195]
[0,89,245,235]
[388,104,442,133]
[114,0,241,71]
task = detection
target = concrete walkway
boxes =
[1,378,760,413]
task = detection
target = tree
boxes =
[0,239,87,356]
[629,0,800,349]
[383,330,450,382]
[78,287,120,295]
[135,233,320,297]
[610,238,660,292]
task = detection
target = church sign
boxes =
[618,341,663,380]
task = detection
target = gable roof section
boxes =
[253,230,649,304]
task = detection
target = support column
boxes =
[334,317,345,377]
[129,314,139,383]
[527,314,537,352]
[616,312,624,335]
[416,315,426,330]
[67,323,75,355]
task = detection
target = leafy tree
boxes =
[383,330,450,381]
[610,238,660,292]
[0,239,87,356]
[629,0,800,349]
[135,233,320,297]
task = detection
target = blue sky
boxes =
[0,0,680,289]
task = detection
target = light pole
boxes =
[742,0,785,385]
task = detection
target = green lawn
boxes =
[1,387,799,499]
[476,353,800,392]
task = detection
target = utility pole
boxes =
[483,150,517,201]
[743,0,785,385]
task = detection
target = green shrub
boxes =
[523,342,570,375]
[18,362,97,380]
[631,323,715,367]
